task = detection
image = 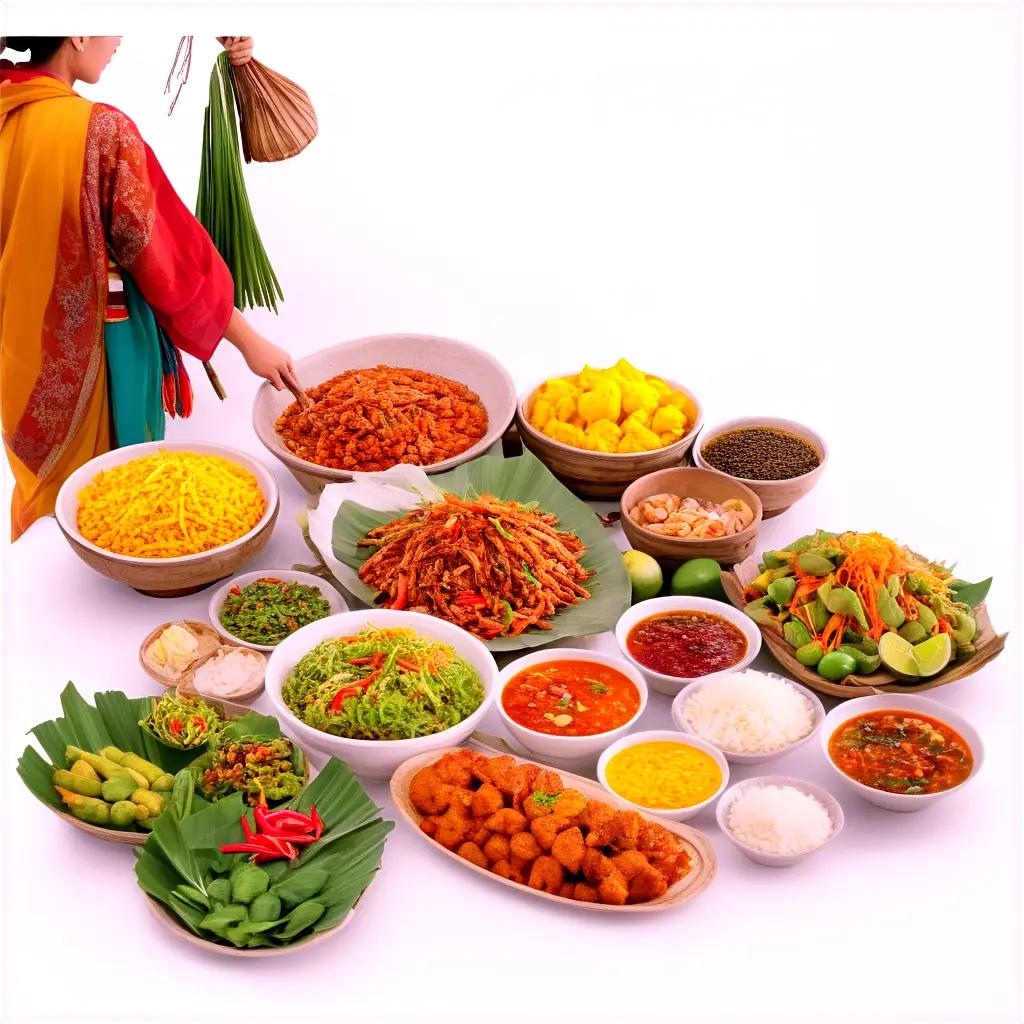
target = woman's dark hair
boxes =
[2,37,67,65]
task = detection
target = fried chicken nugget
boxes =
[550,788,587,821]
[433,798,473,849]
[597,873,629,906]
[530,814,573,851]
[574,883,599,903]
[433,749,486,788]
[472,755,517,792]
[409,766,453,816]
[585,810,641,851]
[419,817,438,837]
[509,764,542,809]
[576,799,616,833]
[527,855,565,895]
[457,842,489,870]
[610,850,650,882]
[492,859,524,883]
[483,834,511,863]
[471,782,504,818]
[637,822,691,885]
[471,825,492,847]
[509,832,542,862]
[581,847,619,884]
[558,883,576,900]
[523,792,555,820]
[484,808,527,835]
[534,769,563,794]
[628,864,669,904]
[551,826,586,874]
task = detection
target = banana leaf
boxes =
[135,757,393,949]
[326,450,631,651]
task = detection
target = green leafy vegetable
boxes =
[949,577,992,610]
[219,577,332,646]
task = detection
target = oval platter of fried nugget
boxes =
[390,747,716,911]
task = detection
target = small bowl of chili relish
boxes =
[614,597,762,697]
[821,694,984,813]
[496,649,648,763]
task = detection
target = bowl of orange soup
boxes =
[496,649,648,761]
[821,694,983,812]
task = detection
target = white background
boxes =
[1,5,1021,1023]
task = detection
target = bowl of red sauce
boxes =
[614,597,761,696]
[821,694,983,812]
[496,649,648,761]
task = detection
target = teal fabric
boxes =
[103,274,166,447]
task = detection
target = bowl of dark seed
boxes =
[692,417,827,518]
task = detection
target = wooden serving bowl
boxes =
[723,554,1008,699]
[251,333,517,493]
[692,416,827,519]
[54,441,279,597]
[620,467,762,566]
[514,376,703,500]
[139,621,224,688]
[391,745,717,913]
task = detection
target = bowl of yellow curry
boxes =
[515,359,703,500]
[55,441,279,598]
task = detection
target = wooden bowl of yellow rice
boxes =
[514,371,703,500]
[55,441,279,597]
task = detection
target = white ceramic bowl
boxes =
[596,729,729,822]
[264,609,498,781]
[614,596,762,697]
[252,333,516,492]
[820,694,983,812]
[208,570,348,652]
[716,775,844,867]
[670,672,825,765]
[692,416,827,518]
[495,649,648,762]
[54,440,279,596]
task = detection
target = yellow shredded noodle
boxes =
[76,451,266,558]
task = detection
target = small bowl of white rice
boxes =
[670,668,825,765]
[716,775,844,867]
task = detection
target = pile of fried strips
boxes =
[357,493,593,640]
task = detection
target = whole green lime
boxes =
[669,558,726,601]
[817,650,859,682]
[623,550,664,603]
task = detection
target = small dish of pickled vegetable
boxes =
[496,649,647,762]
[209,570,347,652]
[821,694,983,812]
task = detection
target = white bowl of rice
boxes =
[716,775,844,867]
[670,669,825,765]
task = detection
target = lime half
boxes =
[913,633,952,677]
[879,632,920,678]
[623,550,664,603]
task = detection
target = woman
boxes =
[0,36,298,539]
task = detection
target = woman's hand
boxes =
[217,36,254,66]
[223,308,299,391]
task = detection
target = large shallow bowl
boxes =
[716,775,844,867]
[252,333,516,492]
[495,648,648,763]
[722,553,1008,699]
[264,610,498,780]
[820,694,984,812]
[514,375,703,500]
[692,416,827,519]
[614,596,762,697]
[208,569,348,652]
[670,672,825,765]
[392,745,717,912]
[596,729,730,822]
[620,466,763,566]
[55,441,279,597]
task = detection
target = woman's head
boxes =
[3,36,121,84]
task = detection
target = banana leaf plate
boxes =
[309,449,631,651]
[17,683,307,845]
[723,555,1007,700]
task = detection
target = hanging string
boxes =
[164,35,193,115]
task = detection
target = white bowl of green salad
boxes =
[209,570,347,652]
[264,609,498,780]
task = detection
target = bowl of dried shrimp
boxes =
[620,467,762,564]
[252,333,516,492]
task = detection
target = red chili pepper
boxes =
[447,519,461,540]
[310,805,324,840]
[170,718,182,736]
[454,591,488,608]
[240,813,255,842]
[194,716,207,732]
[348,656,374,665]
[389,575,409,611]
[329,686,359,712]
[396,658,421,672]
[229,586,242,595]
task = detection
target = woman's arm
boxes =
[223,308,299,391]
